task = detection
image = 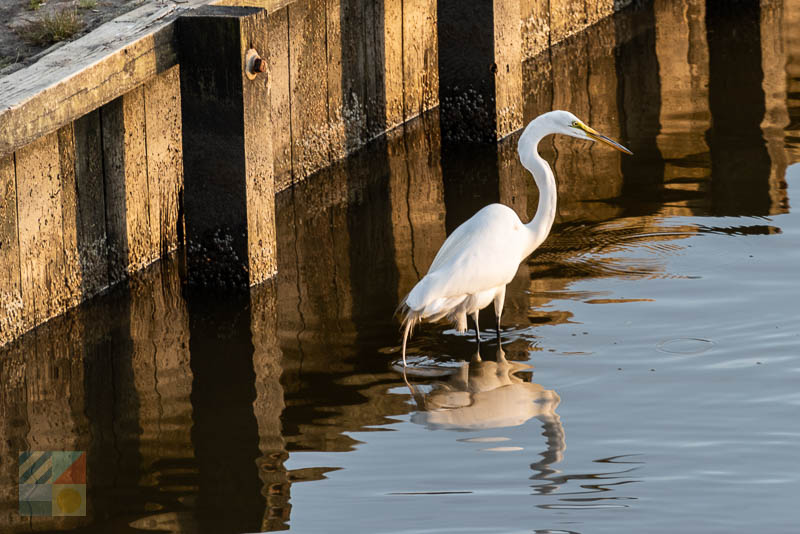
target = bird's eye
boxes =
[571,121,580,128]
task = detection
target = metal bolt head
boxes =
[253,57,266,73]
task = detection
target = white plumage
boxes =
[398,110,632,365]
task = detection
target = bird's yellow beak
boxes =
[576,123,633,155]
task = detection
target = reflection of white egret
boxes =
[398,111,632,364]
[406,346,560,431]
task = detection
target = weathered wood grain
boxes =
[73,110,110,297]
[383,0,404,129]
[550,0,587,44]
[0,155,23,344]
[289,0,331,178]
[15,132,67,330]
[267,7,294,191]
[493,0,523,138]
[102,87,155,283]
[143,65,184,255]
[242,9,278,283]
[403,0,438,121]
[57,123,84,308]
[325,0,346,160]
[586,0,614,26]
[521,0,550,60]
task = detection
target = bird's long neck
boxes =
[518,117,558,258]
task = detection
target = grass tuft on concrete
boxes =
[18,9,83,46]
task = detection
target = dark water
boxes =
[3,0,800,532]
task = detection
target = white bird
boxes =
[397,110,632,365]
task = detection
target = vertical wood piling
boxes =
[178,5,276,287]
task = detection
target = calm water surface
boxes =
[2,1,800,532]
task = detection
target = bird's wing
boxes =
[406,205,527,311]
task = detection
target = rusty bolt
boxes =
[253,57,266,73]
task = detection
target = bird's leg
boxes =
[401,321,412,367]
[494,287,506,345]
[472,311,481,345]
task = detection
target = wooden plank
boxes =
[242,9,278,284]
[213,0,294,12]
[521,0,551,60]
[267,8,294,191]
[325,0,347,161]
[383,0,404,129]
[522,51,553,124]
[0,1,211,159]
[437,0,501,142]
[403,0,438,121]
[57,123,84,309]
[493,0,523,138]
[419,0,439,115]
[289,0,331,178]
[0,155,23,345]
[73,110,110,297]
[178,5,275,287]
[143,65,184,255]
[363,0,386,138]
[102,87,154,284]
[586,0,614,26]
[15,132,67,330]
[338,0,369,151]
[549,0,587,44]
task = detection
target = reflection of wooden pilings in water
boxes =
[760,0,790,215]
[706,1,772,216]
[553,17,624,222]
[75,256,198,532]
[251,281,291,532]
[276,159,357,365]
[186,288,264,532]
[126,259,196,531]
[615,4,664,207]
[522,16,625,224]
[345,138,399,327]
[0,311,90,531]
[275,125,423,452]
[388,113,447,299]
[786,0,800,162]
[654,0,711,216]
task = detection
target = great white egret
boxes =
[397,110,632,365]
